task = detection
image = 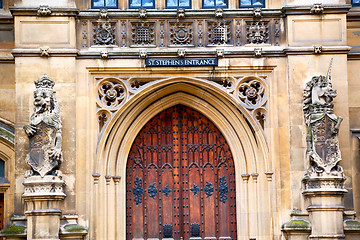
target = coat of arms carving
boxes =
[303,60,343,177]
[23,74,63,177]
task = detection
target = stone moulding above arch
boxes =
[90,66,274,141]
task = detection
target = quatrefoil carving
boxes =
[97,79,127,109]
[237,78,266,110]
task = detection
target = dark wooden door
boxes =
[126,105,237,240]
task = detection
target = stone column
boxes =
[303,177,347,239]
[23,176,66,240]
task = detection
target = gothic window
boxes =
[92,0,118,8]
[239,0,265,7]
[0,159,4,178]
[129,0,155,8]
[203,0,228,8]
[353,0,360,6]
[166,0,191,8]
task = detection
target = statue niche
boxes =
[303,60,343,177]
[23,73,63,177]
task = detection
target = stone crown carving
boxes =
[23,74,63,177]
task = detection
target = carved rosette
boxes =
[236,77,267,128]
[97,79,127,109]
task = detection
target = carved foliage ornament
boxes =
[23,74,63,177]
[303,59,344,177]
[246,21,269,44]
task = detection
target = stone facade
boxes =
[0,0,359,239]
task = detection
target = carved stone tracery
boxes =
[95,74,269,135]
[97,79,126,109]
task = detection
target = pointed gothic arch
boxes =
[94,79,274,240]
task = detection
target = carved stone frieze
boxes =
[93,21,116,46]
[97,79,127,109]
[246,21,269,44]
[207,20,231,46]
[80,16,281,49]
[131,21,155,46]
[23,74,63,177]
[169,21,193,46]
[303,59,344,178]
[23,175,65,197]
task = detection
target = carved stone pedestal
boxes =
[22,175,66,240]
[303,176,347,240]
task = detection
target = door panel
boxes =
[126,105,237,240]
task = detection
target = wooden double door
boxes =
[126,105,237,240]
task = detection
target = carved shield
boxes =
[310,114,341,174]
[26,122,59,177]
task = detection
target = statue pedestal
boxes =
[303,176,347,240]
[22,175,66,240]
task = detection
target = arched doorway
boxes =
[126,105,237,240]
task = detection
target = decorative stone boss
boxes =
[23,74,63,177]
[303,63,344,177]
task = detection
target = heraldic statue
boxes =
[303,60,344,178]
[23,73,63,178]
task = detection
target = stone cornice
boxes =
[9,7,79,16]
[282,4,351,15]
[78,8,283,19]
[10,46,352,58]
[347,7,360,21]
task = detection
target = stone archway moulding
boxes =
[90,67,276,240]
